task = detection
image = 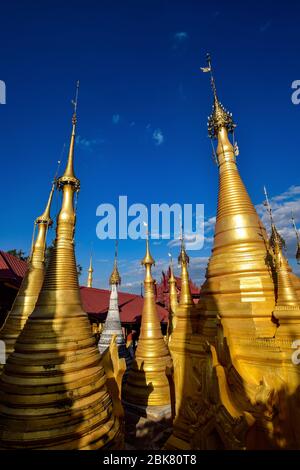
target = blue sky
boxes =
[0,0,300,292]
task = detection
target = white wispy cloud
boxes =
[152,128,164,146]
[204,216,216,231]
[112,114,120,124]
[172,31,189,51]
[256,185,300,258]
[167,233,204,250]
[121,280,142,290]
[271,185,300,202]
[75,135,104,150]
[173,32,188,43]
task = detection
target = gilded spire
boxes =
[167,253,178,341]
[178,232,193,306]
[264,186,286,251]
[110,240,121,285]
[35,184,54,226]
[0,83,122,450]
[264,187,299,309]
[292,212,300,264]
[142,232,155,267]
[59,81,80,186]
[168,254,178,315]
[123,235,172,408]
[199,54,276,337]
[203,53,236,140]
[0,183,54,371]
[87,254,93,288]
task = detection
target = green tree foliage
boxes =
[7,249,27,261]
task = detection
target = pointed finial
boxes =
[178,226,189,266]
[204,53,218,102]
[30,182,55,260]
[201,53,235,139]
[263,185,274,225]
[168,252,173,269]
[168,253,175,282]
[110,240,121,285]
[87,250,93,288]
[89,254,93,271]
[291,212,300,264]
[35,183,55,226]
[72,80,80,117]
[263,186,285,250]
[141,222,155,267]
[177,229,193,306]
[58,81,80,189]
[115,239,118,261]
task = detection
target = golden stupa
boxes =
[166,255,178,341]
[264,190,300,336]
[165,55,300,450]
[123,235,173,413]
[168,237,198,417]
[0,184,54,372]
[0,83,123,450]
[87,255,93,288]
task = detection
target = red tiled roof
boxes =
[119,295,168,323]
[80,286,169,324]
[155,269,200,307]
[0,252,173,324]
[173,275,199,295]
[158,269,199,295]
[0,251,28,286]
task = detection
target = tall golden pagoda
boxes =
[166,55,300,450]
[290,214,300,300]
[87,254,93,288]
[264,188,300,335]
[0,183,54,372]
[123,234,172,417]
[166,254,178,341]
[0,83,122,449]
[292,213,300,265]
[198,55,276,341]
[168,236,198,416]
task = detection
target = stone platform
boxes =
[123,401,173,450]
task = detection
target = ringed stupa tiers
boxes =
[123,234,173,417]
[198,54,276,340]
[166,255,178,341]
[0,183,54,372]
[264,188,300,334]
[0,82,122,450]
[1,51,300,451]
[168,236,198,415]
[165,54,300,451]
